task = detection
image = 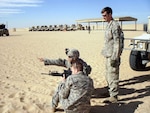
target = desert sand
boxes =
[0,30,150,113]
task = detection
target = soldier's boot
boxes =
[109,96,118,103]
[103,96,118,103]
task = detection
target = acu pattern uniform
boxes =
[101,19,123,98]
[57,71,94,113]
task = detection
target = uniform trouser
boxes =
[105,57,120,97]
[51,83,91,113]
[51,82,76,110]
[51,82,64,108]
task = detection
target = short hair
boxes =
[101,7,113,14]
[71,60,83,71]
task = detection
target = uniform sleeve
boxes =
[79,59,92,76]
[59,76,72,99]
[89,78,94,94]
[44,58,67,67]
[111,25,121,60]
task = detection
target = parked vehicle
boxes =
[49,25,54,31]
[125,16,150,71]
[126,34,150,71]
[54,25,60,31]
[67,24,77,31]
[29,26,37,31]
[0,24,9,36]
[59,25,64,31]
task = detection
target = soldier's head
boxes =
[101,7,113,22]
[71,60,83,74]
[65,48,80,62]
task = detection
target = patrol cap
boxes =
[66,48,80,58]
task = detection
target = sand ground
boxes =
[0,30,150,113]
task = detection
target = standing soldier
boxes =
[88,26,91,34]
[101,7,124,103]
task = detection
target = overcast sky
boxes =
[0,0,150,28]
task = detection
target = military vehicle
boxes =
[29,26,37,31]
[0,24,9,36]
[36,26,41,31]
[29,27,33,31]
[63,24,68,31]
[71,24,77,31]
[44,25,49,31]
[49,25,54,31]
[125,16,150,71]
[60,24,76,31]
[59,25,64,31]
[54,25,60,31]
[64,25,70,31]
[41,25,49,31]
[29,24,78,31]
[40,26,45,31]
[77,24,85,30]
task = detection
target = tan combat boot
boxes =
[103,96,118,103]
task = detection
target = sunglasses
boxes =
[102,14,107,17]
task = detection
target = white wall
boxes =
[148,16,150,32]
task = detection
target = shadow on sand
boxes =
[134,66,150,71]
[119,74,150,101]
[90,101,143,113]
[92,74,150,113]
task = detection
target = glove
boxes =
[110,60,117,67]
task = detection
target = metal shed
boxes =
[76,16,137,30]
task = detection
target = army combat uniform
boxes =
[101,19,123,98]
[52,71,94,113]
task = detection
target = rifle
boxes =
[41,70,72,79]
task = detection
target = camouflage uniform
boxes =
[52,71,94,113]
[101,19,122,98]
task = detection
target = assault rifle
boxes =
[41,69,72,79]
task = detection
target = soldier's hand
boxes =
[110,60,117,67]
[38,58,44,62]
[62,74,66,82]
